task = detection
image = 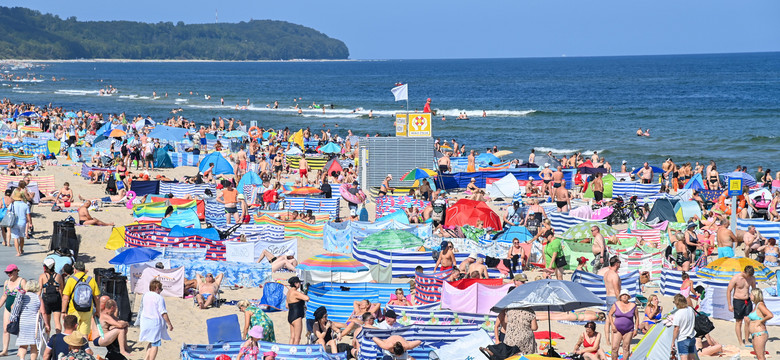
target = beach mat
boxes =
[534,331,565,340]
[206,314,242,343]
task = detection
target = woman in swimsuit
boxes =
[339,299,380,338]
[748,289,773,360]
[680,272,697,307]
[707,165,720,190]
[387,288,411,307]
[673,233,691,271]
[285,277,308,345]
[608,290,637,360]
[506,238,525,274]
[574,321,607,360]
[761,169,773,188]
[312,307,342,354]
[758,238,779,267]
[0,264,26,355]
[466,178,478,194]
[639,294,662,333]
[378,175,394,196]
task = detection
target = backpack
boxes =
[41,273,60,303]
[71,275,94,312]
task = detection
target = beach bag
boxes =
[42,273,61,305]
[693,309,714,337]
[0,197,6,221]
[554,254,567,268]
[71,274,94,312]
[0,207,16,228]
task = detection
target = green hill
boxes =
[0,7,349,60]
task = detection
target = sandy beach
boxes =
[0,155,769,360]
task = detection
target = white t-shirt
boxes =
[376,320,401,330]
[672,307,696,341]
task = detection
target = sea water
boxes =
[2,52,779,170]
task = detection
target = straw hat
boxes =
[64,331,87,347]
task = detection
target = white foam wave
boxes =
[533,147,605,156]
[12,79,44,83]
[55,89,100,96]
[174,98,188,102]
[11,89,43,94]
[435,109,536,117]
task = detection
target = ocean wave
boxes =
[55,89,100,96]
[174,98,188,102]
[534,147,605,156]
[435,109,536,117]
[11,89,43,94]
[12,79,44,83]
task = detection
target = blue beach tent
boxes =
[199,152,234,175]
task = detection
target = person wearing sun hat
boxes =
[262,351,277,360]
[236,325,264,360]
[63,331,95,359]
[0,264,26,355]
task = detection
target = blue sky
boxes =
[7,0,779,59]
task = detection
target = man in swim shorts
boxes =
[727,266,756,345]
[716,218,737,258]
[540,163,553,196]
[437,153,451,173]
[196,272,224,309]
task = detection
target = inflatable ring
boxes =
[126,191,137,209]
[248,126,261,139]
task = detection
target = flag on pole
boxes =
[391,84,408,102]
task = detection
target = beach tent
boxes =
[169,225,219,241]
[153,146,174,168]
[629,312,677,360]
[646,198,679,223]
[486,173,520,199]
[674,200,702,223]
[475,153,500,165]
[198,152,233,175]
[161,208,201,229]
[583,174,615,199]
[147,125,189,143]
[682,173,705,190]
[530,154,561,169]
[237,171,262,192]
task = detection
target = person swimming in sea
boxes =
[643,128,650,137]
[636,128,643,136]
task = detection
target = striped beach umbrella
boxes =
[298,253,368,273]
[19,126,42,132]
[560,221,617,240]
[400,168,437,181]
[108,128,127,138]
[697,257,774,281]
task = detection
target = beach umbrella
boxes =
[631,166,663,174]
[697,257,774,281]
[400,168,437,181]
[439,145,453,152]
[147,125,189,142]
[64,112,77,118]
[286,186,322,196]
[532,154,562,169]
[444,199,502,230]
[108,128,127,138]
[560,221,617,240]
[493,150,513,158]
[134,118,154,129]
[476,153,500,165]
[721,172,757,188]
[358,229,423,251]
[285,147,303,156]
[491,279,604,354]
[298,253,368,273]
[19,126,42,132]
[224,130,249,139]
[494,226,533,243]
[108,247,162,265]
[19,111,39,118]
[319,142,341,154]
[340,183,366,205]
[578,160,608,174]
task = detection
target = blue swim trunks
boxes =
[718,246,734,258]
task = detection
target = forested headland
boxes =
[0,6,350,60]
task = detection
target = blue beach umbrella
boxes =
[631,166,663,174]
[494,226,533,243]
[319,142,341,154]
[109,247,162,265]
[476,153,500,165]
[721,172,757,188]
[19,111,39,118]
[224,130,249,138]
[64,112,77,118]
